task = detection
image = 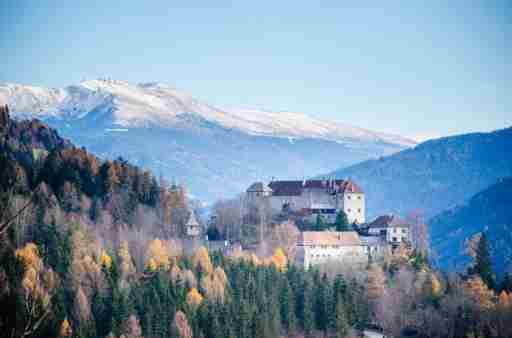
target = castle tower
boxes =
[186,211,201,237]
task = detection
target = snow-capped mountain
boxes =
[1,79,416,201]
[1,80,414,146]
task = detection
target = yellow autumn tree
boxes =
[100,250,113,270]
[60,318,72,337]
[146,239,170,271]
[186,287,203,307]
[16,243,56,337]
[16,243,42,269]
[191,246,213,274]
[431,273,442,297]
[118,240,135,277]
[200,266,228,303]
[269,247,287,271]
[70,230,105,294]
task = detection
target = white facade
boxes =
[248,180,366,224]
[366,215,410,245]
[386,226,409,244]
[186,212,201,237]
[296,231,368,269]
[342,192,365,224]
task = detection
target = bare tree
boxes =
[407,210,430,257]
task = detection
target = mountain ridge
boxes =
[1,79,415,202]
[0,79,416,147]
[325,126,512,219]
[429,177,512,278]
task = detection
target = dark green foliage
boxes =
[430,177,512,278]
[500,273,512,293]
[469,233,496,290]
[313,214,328,231]
[334,210,351,232]
[334,298,349,338]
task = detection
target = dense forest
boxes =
[1,106,512,338]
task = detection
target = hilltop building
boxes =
[246,179,365,224]
[295,231,368,269]
[365,214,410,245]
[185,211,201,237]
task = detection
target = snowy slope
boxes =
[0,79,415,146]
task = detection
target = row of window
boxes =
[346,208,362,213]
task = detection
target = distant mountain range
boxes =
[0,79,414,202]
[326,127,512,219]
[429,178,512,278]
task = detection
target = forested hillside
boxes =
[327,127,512,219]
[430,178,512,278]
[2,106,512,338]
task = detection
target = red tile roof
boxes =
[268,179,363,196]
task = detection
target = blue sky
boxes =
[1,1,510,141]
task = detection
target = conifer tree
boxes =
[334,210,351,232]
[334,298,349,338]
[501,273,512,293]
[301,279,314,337]
[280,280,297,335]
[471,233,496,290]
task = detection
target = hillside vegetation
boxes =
[328,127,512,218]
[430,178,512,277]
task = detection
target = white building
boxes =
[185,212,201,237]
[247,179,365,224]
[360,236,387,261]
[367,215,409,245]
[295,231,368,269]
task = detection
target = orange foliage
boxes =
[186,287,203,307]
[146,239,170,270]
[118,241,135,277]
[498,291,511,307]
[269,248,287,271]
[60,318,72,337]
[200,266,228,303]
[191,246,213,274]
[100,250,112,270]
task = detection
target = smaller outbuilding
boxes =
[366,214,410,245]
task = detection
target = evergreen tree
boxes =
[313,214,326,231]
[471,233,496,290]
[334,211,351,232]
[280,280,297,335]
[334,298,349,338]
[301,279,314,337]
[500,273,512,293]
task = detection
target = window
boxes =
[358,208,361,213]
[347,195,351,200]
[358,196,361,200]
[347,208,351,213]
[402,229,407,233]
[392,237,397,242]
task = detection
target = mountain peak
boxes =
[1,80,416,146]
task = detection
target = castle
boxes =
[246,178,365,224]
